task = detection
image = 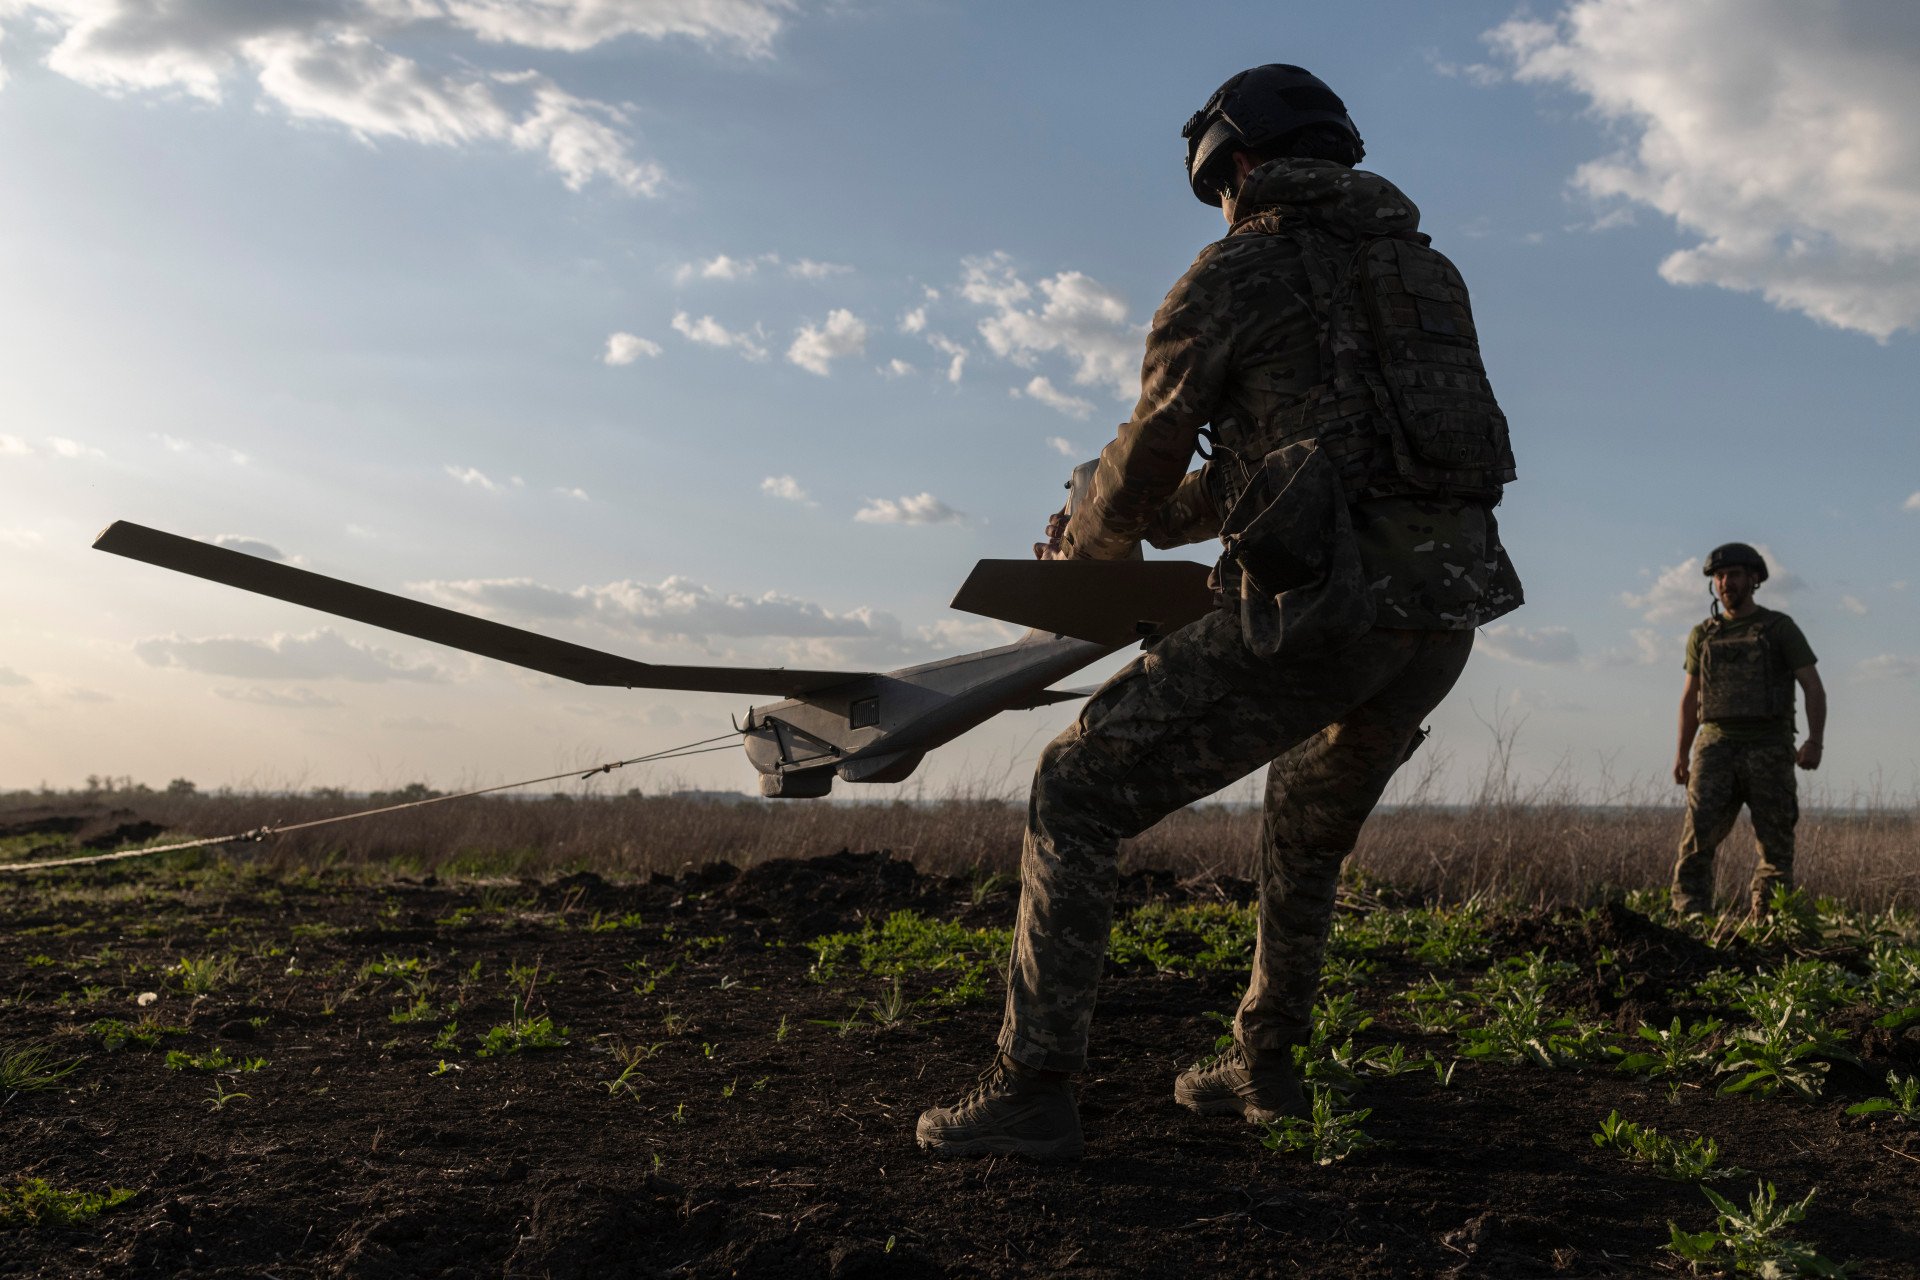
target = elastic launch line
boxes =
[0,734,742,874]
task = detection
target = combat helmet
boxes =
[1703,542,1769,583]
[1182,64,1364,207]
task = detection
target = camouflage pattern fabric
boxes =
[996,613,1472,1073]
[1058,156,1521,633]
[1672,738,1798,915]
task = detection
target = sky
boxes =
[1,0,1916,804]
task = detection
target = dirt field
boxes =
[3,808,1918,1277]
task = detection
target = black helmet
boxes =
[1181,64,1364,207]
[1703,542,1768,583]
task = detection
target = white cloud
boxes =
[135,629,448,682]
[1427,52,1504,87]
[46,436,103,459]
[1840,595,1869,617]
[962,253,1143,399]
[603,332,662,365]
[0,666,30,687]
[1475,623,1581,666]
[445,464,504,493]
[787,258,850,280]
[1490,0,1920,338]
[1,434,32,456]
[1045,436,1078,458]
[212,535,285,561]
[760,474,809,503]
[674,253,761,285]
[0,0,796,193]
[1018,375,1094,420]
[1593,626,1666,668]
[1619,558,1706,622]
[214,686,345,709]
[1857,653,1920,681]
[854,493,964,526]
[1622,547,1802,621]
[417,573,900,643]
[0,528,44,548]
[786,308,867,376]
[925,333,968,383]
[1904,491,1920,512]
[671,311,769,361]
[555,486,589,502]
[900,307,927,334]
[880,358,915,378]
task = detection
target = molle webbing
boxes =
[1699,615,1792,722]
[1215,217,1515,509]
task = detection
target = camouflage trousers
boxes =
[997,611,1474,1073]
[1672,737,1798,916]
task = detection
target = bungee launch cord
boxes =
[0,732,743,873]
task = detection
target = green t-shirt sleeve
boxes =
[1774,615,1817,670]
[1684,623,1706,674]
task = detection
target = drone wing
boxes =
[950,558,1217,648]
[93,521,868,698]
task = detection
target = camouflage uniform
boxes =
[1671,608,1816,915]
[998,160,1522,1073]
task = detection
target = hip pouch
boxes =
[1217,441,1375,660]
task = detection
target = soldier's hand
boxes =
[1672,758,1690,786]
[1797,740,1823,771]
[1033,507,1069,561]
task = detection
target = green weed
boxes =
[809,911,1010,1006]
[1458,953,1610,1069]
[0,1041,82,1093]
[168,952,240,995]
[0,1180,135,1228]
[204,1081,250,1111]
[1593,1110,1743,1182]
[1666,1182,1853,1277]
[1260,1085,1382,1165]
[1616,1017,1724,1082]
[1845,1071,1920,1120]
[164,1048,266,1073]
[475,999,569,1057]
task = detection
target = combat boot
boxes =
[1174,1044,1304,1123]
[915,1054,1083,1161]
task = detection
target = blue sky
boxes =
[2,0,1915,802]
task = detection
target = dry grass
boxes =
[7,774,1916,910]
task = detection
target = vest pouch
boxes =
[1698,621,1788,722]
[1218,441,1376,660]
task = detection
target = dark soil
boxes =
[2,818,1917,1278]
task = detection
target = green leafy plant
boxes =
[475,998,569,1057]
[1458,953,1609,1069]
[204,1080,250,1111]
[0,1180,136,1228]
[1845,1070,1919,1120]
[164,1047,266,1073]
[1260,1085,1382,1165]
[168,952,240,995]
[809,911,1011,1006]
[1617,1016,1724,1083]
[1592,1110,1743,1182]
[1666,1182,1853,1277]
[1716,998,1855,1100]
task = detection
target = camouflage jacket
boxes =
[1060,158,1523,630]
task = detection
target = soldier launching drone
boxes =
[916,64,1523,1160]
[1670,542,1826,918]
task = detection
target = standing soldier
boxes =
[1671,543,1825,916]
[916,64,1522,1160]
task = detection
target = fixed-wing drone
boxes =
[94,469,1213,798]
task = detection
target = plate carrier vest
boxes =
[1698,613,1792,722]
[1213,213,1517,513]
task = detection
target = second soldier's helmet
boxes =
[1182,64,1364,207]
[1703,542,1769,583]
